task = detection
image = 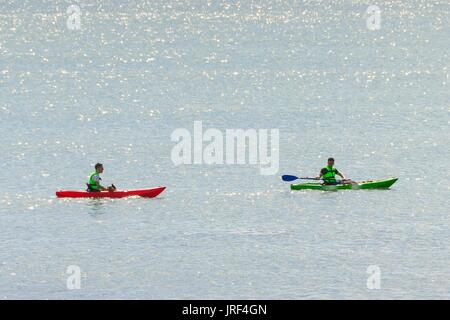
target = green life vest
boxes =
[322,166,337,184]
[88,172,101,191]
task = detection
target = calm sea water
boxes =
[0,0,449,299]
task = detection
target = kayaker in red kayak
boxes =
[87,163,116,192]
[317,158,354,185]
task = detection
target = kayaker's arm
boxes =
[331,168,346,180]
[94,181,108,191]
[336,171,346,180]
[92,176,110,191]
[336,170,355,184]
[316,168,327,180]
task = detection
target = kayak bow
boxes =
[56,186,166,198]
[290,178,398,191]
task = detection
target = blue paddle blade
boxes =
[282,175,299,182]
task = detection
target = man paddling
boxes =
[87,163,116,192]
[317,158,354,185]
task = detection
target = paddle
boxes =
[281,175,320,182]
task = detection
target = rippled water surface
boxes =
[0,0,449,299]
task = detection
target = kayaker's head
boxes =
[95,163,104,174]
[327,157,335,168]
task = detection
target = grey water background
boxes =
[0,0,449,299]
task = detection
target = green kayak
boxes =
[291,177,398,191]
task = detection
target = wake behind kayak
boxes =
[56,186,166,198]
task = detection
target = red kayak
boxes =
[56,187,166,199]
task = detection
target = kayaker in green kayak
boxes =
[317,158,354,185]
[87,163,116,192]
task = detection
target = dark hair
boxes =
[328,157,334,162]
[95,163,103,169]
